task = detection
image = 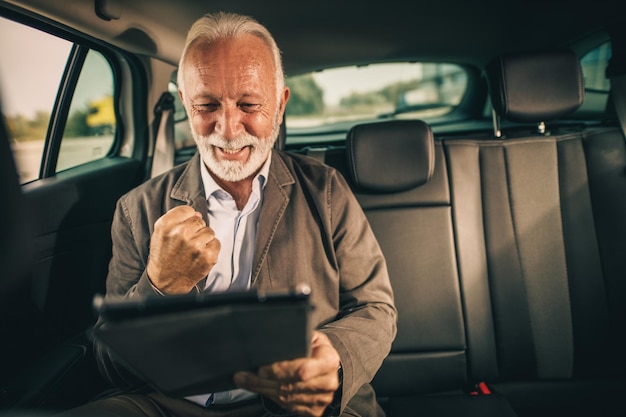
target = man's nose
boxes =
[215,106,244,139]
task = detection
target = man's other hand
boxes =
[146,206,220,294]
[233,331,341,417]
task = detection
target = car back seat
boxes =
[443,49,626,417]
[338,120,517,416]
[346,120,465,395]
[329,49,626,416]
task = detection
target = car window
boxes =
[576,41,612,118]
[0,17,116,183]
[57,50,116,173]
[169,79,195,151]
[581,41,611,92]
[284,62,468,143]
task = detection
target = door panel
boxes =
[22,157,143,339]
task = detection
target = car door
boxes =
[0,11,148,410]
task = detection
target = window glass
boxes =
[285,62,467,140]
[57,50,115,172]
[581,42,611,92]
[0,17,116,183]
[0,17,71,183]
[576,41,611,117]
[169,80,195,150]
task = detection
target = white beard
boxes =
[191,118,279,182]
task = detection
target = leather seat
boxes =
[323,50,626,416]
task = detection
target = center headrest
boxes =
[346,120,434,193]
[484,49,584,123]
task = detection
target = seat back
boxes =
[316,49,626,416]
[343,120,468,397]
[444,49,626,413]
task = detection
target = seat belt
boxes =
[306,147,328,163]
[150,92,175,178]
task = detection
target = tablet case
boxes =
[92,287,312,397]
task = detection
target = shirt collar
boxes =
[200,150,272,200]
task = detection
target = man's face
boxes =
[180,35,289,182]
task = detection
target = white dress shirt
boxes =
[185,153,271,407]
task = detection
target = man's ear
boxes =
[278,86,290,125]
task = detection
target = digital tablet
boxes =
[92,286,313,397]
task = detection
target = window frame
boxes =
[0,4,148,183]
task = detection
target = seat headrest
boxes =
[485,49,584,123]
[347,120,434,193]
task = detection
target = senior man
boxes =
[59,11,396,417]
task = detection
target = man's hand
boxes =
[233,331,341,417]
[146,206,220,294]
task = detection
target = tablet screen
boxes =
[92,286,312,396]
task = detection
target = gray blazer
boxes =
[96,150,397,416]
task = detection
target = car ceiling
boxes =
[2,0,621,75]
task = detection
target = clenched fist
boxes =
[146,206,220,294]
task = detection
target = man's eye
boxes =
[240,103,260,112]
[197,103,219,111]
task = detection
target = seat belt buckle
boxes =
[469,381,492,396]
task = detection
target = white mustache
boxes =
[205,133,259,151]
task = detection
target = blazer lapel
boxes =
[252,151,295,284]
[169,152,209,222]
[170,151,294,286]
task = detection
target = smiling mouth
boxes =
[220,146,246,154]
[214,145,251,160]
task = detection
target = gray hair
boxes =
[177,11,285,100]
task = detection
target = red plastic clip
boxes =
[469,381,492,396]
[477,381,492,395]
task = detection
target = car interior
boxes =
[1,0,625,416]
